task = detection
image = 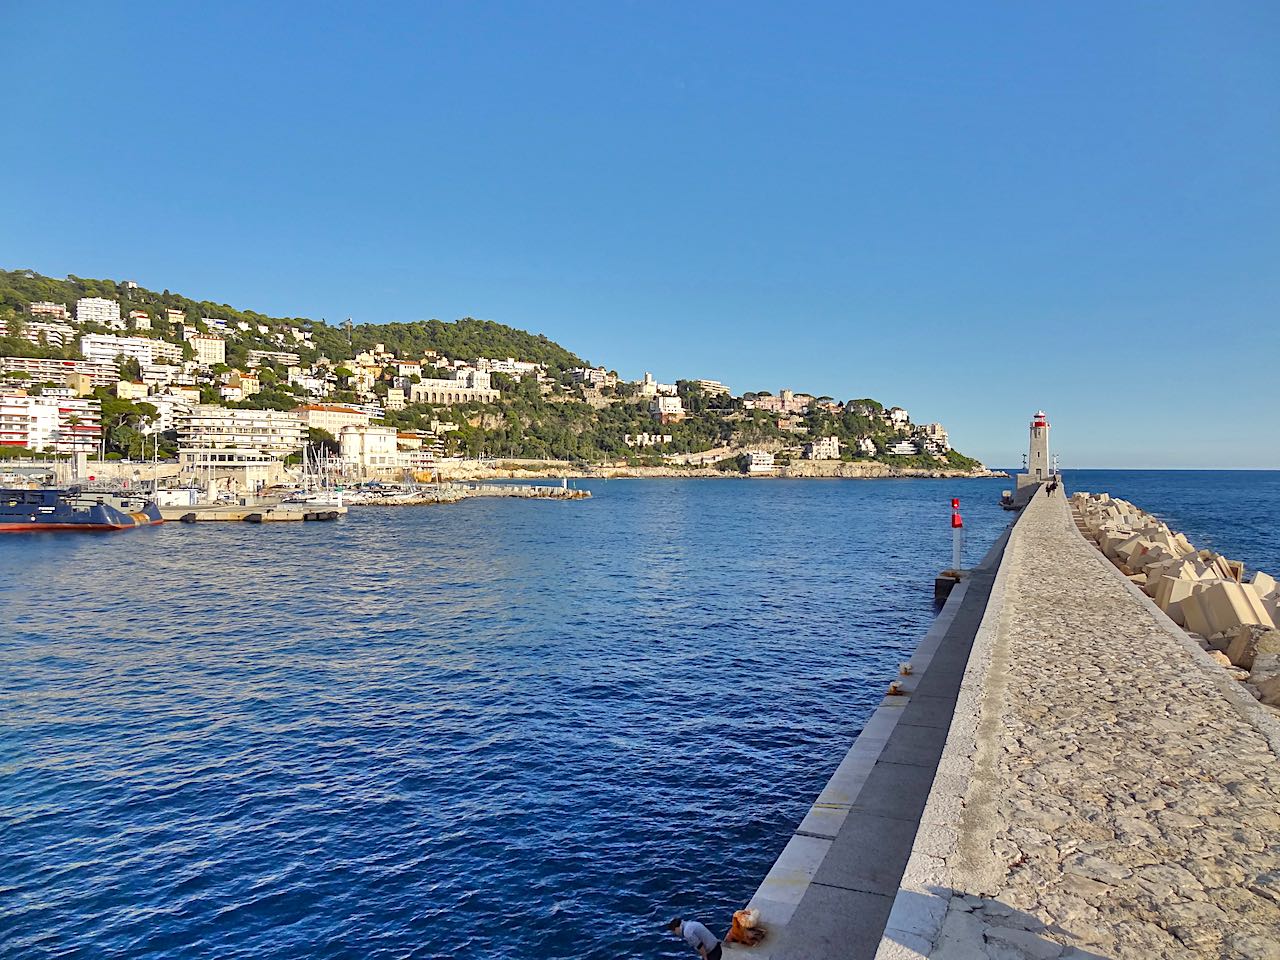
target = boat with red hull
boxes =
[0,487,164,532]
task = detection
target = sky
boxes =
[3,2,1277,468]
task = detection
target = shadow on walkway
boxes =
[879,887,1110,960]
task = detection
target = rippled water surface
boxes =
[4,478,1015,959]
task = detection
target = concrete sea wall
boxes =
[726,510,1015,958]
[733,486,1280,959]
[873,488,1280,959]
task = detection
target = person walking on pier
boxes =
[667,917,722,960]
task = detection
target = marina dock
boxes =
[159,502,347,522]
[158,482,589,522]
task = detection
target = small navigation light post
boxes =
[934,497,965,603]
[951,497,964,572]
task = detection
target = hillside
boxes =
[0,269,583,371]
[0,268,984,472]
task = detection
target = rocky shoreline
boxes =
[433,459,1007,482]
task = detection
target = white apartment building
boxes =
[288,370,331,397]
[855,436,877,456]
[189,334,226,367]
[569,366,618,389]
[128,310,152,331]
[294,404,371,435]
[76,297,122,327]
[690,379,730,397]
[649,395,684,421]
[804,435,841,460]
[142,392,193,432]
[0,356,119,387]
[887,439,920,456]
[247,349,301,367]
[886,407,911,429]
[340,424,400,475]
[139,363,192,389]
[177,405,304,486]
[81,333,183,366]
[745,450,776,473]
[28,301,72,321]
[917,422,950,454]
[475,357,544,379]
[0,318,75,348]
[0,392,101,453]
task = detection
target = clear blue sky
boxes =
[4,2,1277,468]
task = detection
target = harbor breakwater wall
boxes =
[734,485,1280,960]
[349,482,590,505]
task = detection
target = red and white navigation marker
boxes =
[951,497,964,571]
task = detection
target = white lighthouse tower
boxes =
[1022,410,1050,485]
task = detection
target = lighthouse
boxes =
[1027,410,1050,481]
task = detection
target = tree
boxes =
[306,427,340,458]
[117,355,142,381]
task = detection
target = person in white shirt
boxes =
[667,917,721,960]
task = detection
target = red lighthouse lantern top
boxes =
[1031,410,1049,428]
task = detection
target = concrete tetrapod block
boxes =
[1144,558,1179,584]
[1116,533,1148,559]
[1196,580,1276,636]
[1162,556,1209,581]
[1250,570,1278,600]
[1133,544,1176,573]
[1154,576,1205,625]
[1121,538,1155,567]
[1181,588,1218,639]
[1099,531,1130,560]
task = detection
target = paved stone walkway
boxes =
[904,490,1280,959]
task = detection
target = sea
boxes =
[2,471,1275,959]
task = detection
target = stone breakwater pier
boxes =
[734,486,1280,960]
[348,481,591,506]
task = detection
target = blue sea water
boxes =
[0,473,1271,959]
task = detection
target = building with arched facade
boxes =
[409,373,499,406]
